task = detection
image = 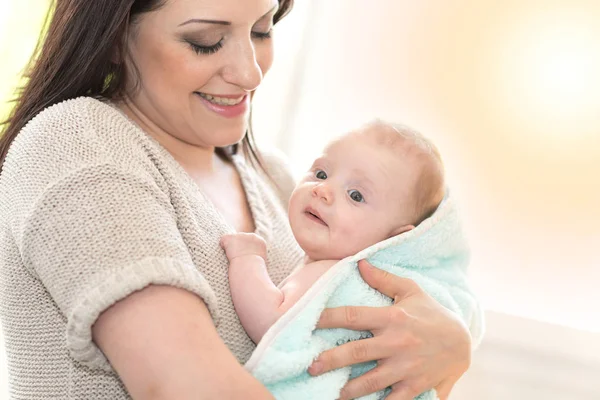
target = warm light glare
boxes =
[522,20,598,113]
[536,41,590,100]
[490,8,600,137]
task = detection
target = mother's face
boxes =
[123,0,277,148]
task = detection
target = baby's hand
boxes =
[220,232,268,262]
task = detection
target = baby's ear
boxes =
[390,224,415,237]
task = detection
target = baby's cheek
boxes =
[352,217,385,248]
[335,222,369,255]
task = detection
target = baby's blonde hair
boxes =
[363,119,446,226]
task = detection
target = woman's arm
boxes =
[93,285,274,400]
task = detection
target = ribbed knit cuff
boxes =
[66,257,219,371]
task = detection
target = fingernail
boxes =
[308,361,323,375]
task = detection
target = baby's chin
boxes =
[290,218,356,261]
[295,237,354,262]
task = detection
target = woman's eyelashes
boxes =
[186,29,272,55]
[252,29,272,40]
[187,39,223,55]
[253,16,274,40]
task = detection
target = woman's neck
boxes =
[116,97,221,174]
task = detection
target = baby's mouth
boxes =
[305,208,328,226]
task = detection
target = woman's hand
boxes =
[308,261,472,400]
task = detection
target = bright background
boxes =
[1,0,599,398]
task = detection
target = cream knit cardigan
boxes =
[0,97,304,399]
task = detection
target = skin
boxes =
[288,131,417,261]
[94,0,278,399]
[222,131,418,342]
[315,261,471,400]
[92,0,472,398]
[221,233,338,343]
[118,0,277,233]
[222,131,471,399]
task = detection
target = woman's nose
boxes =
[312,183,333,204]
[222,38,263,92]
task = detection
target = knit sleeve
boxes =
[18,163,218,371]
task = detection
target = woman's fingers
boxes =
[434,377,456,400]
[337,365,399,400]
[308,337,388,376]
[385,383,422,400]
[315,304,400,331]
[358,260,421,301]
[310,261,464,398]
[338,366,430,400]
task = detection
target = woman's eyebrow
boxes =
[179,4,279,27]
[178,19,231,27]
[262,3,280,18]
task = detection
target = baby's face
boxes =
[288,132,418,261]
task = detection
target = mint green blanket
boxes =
[245,192,484,399]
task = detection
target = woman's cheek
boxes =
[256,41,274,76]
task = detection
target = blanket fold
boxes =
[245,191,484,400]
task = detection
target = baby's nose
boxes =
[312,183,333,204]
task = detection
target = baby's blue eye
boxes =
[315,170,327,180]
[348,190,364,203]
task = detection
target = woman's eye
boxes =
[188,40,223,55]
[251,30,272,40]
[348,189,364,203]
[315,170,327,180]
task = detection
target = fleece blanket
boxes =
[244,191,484,400]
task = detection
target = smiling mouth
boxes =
[196,92,245,106]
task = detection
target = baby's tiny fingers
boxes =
[219,235,233,248]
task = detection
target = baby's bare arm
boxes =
[221,233,288,343]
[221,233,336,343]
[221,233,337,343]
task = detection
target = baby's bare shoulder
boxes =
[306,259,339,270]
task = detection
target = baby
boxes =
[220,120,445,343]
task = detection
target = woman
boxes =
[0,0,480,399]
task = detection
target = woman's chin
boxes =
[215,138,245,148]
[207,130,248,148]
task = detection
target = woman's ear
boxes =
[390,224,415,237]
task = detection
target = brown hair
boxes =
[0,0,294,174]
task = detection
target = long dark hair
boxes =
[0,0,294,174]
